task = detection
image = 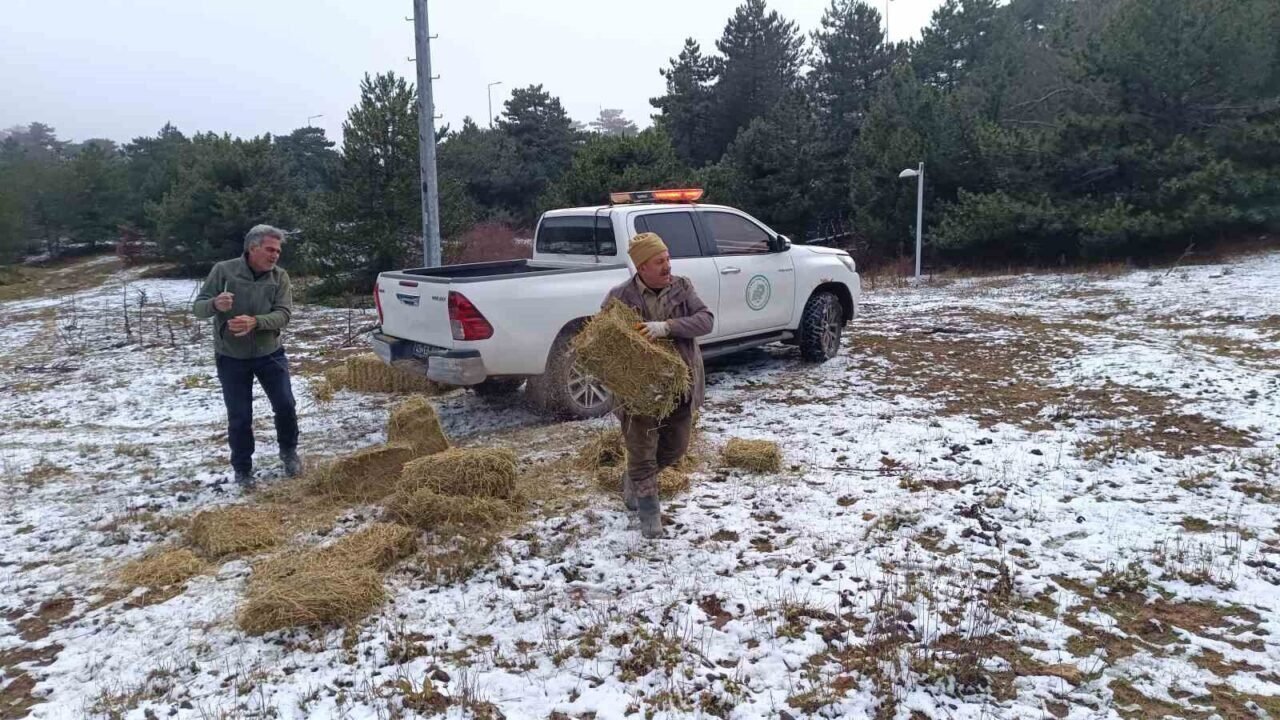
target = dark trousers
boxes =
[619,399,694,498]
[215,348,298,473]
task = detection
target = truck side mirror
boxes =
[774,235,792,252]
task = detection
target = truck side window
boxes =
[536,216,617,255]
[704,212,773,255]
[634,212,703,258]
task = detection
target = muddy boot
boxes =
[234,468,255,490]
[637,495,662,539]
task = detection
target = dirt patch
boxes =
[1073,383,1254,459]
[14,597,75,642]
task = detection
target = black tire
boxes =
[472,377,524,398]
[525,334,615,419]
[798,291,845,362]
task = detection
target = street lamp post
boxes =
[306,114,324,127]
[898,162,924,279]
[487,81,503,129]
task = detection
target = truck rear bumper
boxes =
[370,332,487,386]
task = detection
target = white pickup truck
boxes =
[371,190,861,419]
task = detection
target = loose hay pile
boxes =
[308,443,417,501]
[238,557,385,635]
[572,301,689,418]
[398,448,518,499]
[386,489,516,531]
[721,438,783,473]
[595,466,692,497]
[341,354,446,394]
[188,506,284,557]
[576,429,627,470]
[119,548,207,588]
[315,522,417,571]
[388,395,451,456]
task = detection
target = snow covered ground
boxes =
[2,252,1278,719]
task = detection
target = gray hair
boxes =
[244,224,286,252]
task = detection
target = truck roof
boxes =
[541,203,739,217]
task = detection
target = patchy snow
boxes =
[2,252,1279,719]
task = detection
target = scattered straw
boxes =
[188,506,284,558]
[721,438,783,473]
[316,522,417,571]
[238,556,385,635]
[386,488,517,531]
[308,443,417,501]
[572,301,689,418]
[343,354,445,394]
[388,396,451,456]
[595,466,692,497]
[119,548,207,588]
[399,448,518,499]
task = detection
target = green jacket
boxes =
[192,255,293,359]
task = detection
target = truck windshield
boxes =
[536,215,616,256]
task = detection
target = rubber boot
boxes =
[234,468,255,490]
[637,495,662,539]
[281,451,303,478]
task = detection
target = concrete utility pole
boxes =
[412,0,441,267]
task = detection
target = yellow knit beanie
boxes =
[628,232,668,268]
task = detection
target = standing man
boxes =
[192,224,301,488]
[603,232,714,539]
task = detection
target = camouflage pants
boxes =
[619,399,694,498]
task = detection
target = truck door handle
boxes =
[720,267,741,275]
[778,267,794,273]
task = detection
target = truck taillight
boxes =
[448,291,493,341]
[373,282,384,325]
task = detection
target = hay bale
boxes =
[316,522,417,571]
[571,301,690,419]
[324,365,350,390]
[595,466,692,497]
[399,448,518,499]
[238,557,385,635]
[309,443,417,501]
[385,488,516,531]
[188,506,284,558]
[576,429,627,470]
[119,548,207,588]
[344,354,444,394]
[721,438,783,473]
[388,396,451,456]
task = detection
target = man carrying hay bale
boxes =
[599,232,713,539]
[192,224,302,488]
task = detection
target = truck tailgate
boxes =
[377,274,455,349]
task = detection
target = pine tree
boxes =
[541,129,690,210]
[496,84,579,221]
[811,0,895,148]
[651,39,720,167]
[589,109,639,137]
[913,0,1002,91]
[710,0,806,160]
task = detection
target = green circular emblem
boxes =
[746,274,771,311]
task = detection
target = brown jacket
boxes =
[603,275,714,411]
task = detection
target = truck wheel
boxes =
[799,291,845,362]
[472,378,524,398]
[527,334,614,419]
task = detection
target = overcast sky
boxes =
[2,0,946,147]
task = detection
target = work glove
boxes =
[635,321,670,340]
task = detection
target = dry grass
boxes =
[572,300,690,419]
[118,548,207,588]
[721,438,783,473]
[387,395,451,456]
[340,354,446,394]
[1073,383,1254,459]
[237,557,385,635]
[308,443,417,502]
[187,506,285,558]
[385,488,517,531]
[398,448,519,499]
